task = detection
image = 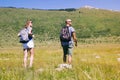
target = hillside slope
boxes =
[0,8,120,46]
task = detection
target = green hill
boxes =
[0,8,120,47]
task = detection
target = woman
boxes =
[18,20,34,68]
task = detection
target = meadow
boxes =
[0,42,120,80]
[0,7,120,80]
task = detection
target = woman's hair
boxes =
[25,20,32,27]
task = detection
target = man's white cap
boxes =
[66,19,72,22]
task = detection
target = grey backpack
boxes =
[19,28,29,43]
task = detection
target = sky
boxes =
[0,0,120,10]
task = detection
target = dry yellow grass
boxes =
[0,43,120,80]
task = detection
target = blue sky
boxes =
[0,0,120,10]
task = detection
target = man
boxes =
[60,19,77,68]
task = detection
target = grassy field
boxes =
[0,43,120,80]
[0,7,120,80]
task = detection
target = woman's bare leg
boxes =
[29,48,34,67]
[23,49,28,68]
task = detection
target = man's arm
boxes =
[72,32,77,47]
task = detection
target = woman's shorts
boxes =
[22,40,34,49]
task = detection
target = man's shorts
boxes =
[62,45,73,56]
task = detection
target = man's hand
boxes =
[75,42,77,47]
[75,41,77,47]
[72,32,77,47]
